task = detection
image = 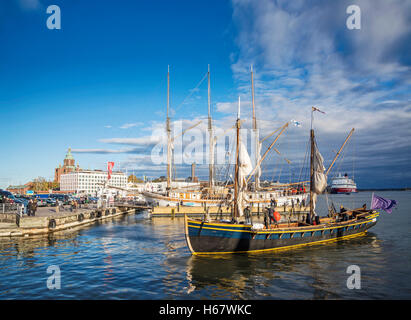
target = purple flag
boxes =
[371,194,397,213]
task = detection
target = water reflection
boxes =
[101,238,115,286]
[182,232,384,299]
[0,192,410,299]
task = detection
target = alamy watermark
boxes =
[47,265,61,290]
[346,5,361,30]
[46,5,61,30]
[150,120,263,167]
[346,265,361,289]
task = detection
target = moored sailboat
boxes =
[184,106,379,255]
[143,66,309,208]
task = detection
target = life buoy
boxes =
[78,213,84,222]
[274,211,281,222]
[48,219,56,229]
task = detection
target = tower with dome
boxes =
[54,147,81,183]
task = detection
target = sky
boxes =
[0,0,410,189]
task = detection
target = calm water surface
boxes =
[0,191,410,299]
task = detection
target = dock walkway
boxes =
[0,205,142,237]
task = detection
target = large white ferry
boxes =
[330,173,357,194]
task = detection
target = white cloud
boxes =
[229,0,411,186]
[17,0,41,10]
[119,122,143,129]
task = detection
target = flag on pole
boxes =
[371,194,397,213]
[312,107,326,114]
[107,162,115,180]
[291,119,302,127]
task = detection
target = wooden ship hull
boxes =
[143,190,308,208]
[185,210,379,255]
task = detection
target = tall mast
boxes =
[208,64,214,189]
[245,122,289,185]
[325,128,355,176]
[251,65,256,131]
[234,96,241,219]
[166,65,172,191]
[309,129,314,220]
[251,65,260,190]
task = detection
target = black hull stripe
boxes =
[186,219,377,254]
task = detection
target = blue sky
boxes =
[1,0,410,189]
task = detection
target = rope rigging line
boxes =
[298,137,310,183]
[172,72,208,114]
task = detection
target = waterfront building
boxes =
[6,183,32,195]
[60,170,127,195]
[54,147,81,183]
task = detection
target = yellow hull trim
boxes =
[192,231,368,255]
[188,213,378,234]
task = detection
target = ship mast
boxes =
[309,128,315,220]
[325,128,355,176]
[233,96,241,219]
[208,65,214,189]
[251,65,260,190]
[245,122,289,185]
[166,65,172,192]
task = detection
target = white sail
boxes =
[312,139,327,194]
[255,140,262,179]
[239,141,253,179]
[311,138,327,215]
[237,141,253,216]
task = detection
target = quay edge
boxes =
[0,206,143,237]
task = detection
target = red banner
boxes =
[107,162,114,180]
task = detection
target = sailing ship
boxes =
[142,66,309,208]
[184,106,379,255]
[330,173,358,194]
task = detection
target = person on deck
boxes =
[264,208,269,229]
[244,206,252,224]
[340,205,347,221]
[268,207,278,227]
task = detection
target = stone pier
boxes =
[0,205,141,237]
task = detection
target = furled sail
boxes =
[239,141,253,179]
[312,139,327,194]
[255,141,262,180]
[311,137,327,214]
[237,141,253,216]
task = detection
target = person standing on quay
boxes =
[32,199,37,216]
[27,199,33,216]
[19,203,24,217]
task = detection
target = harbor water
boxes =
[0,191,410,299]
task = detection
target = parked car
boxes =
[35,198,48,207]
[46,198,57,206]
[88,197,98,204]
[0,190,16,203]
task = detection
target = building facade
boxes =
[55,147,81,183]
[6,183,32,195]
[60,170,127,195]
